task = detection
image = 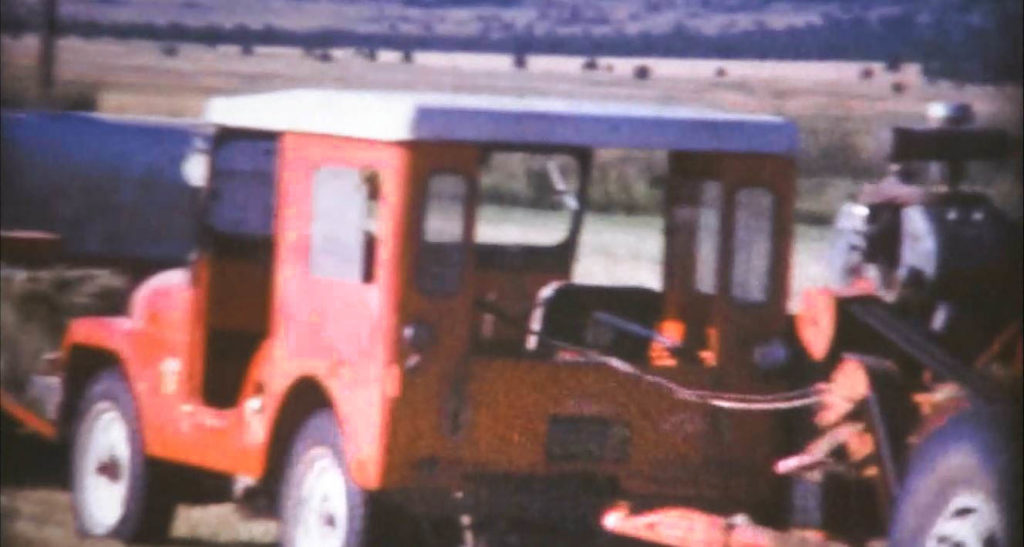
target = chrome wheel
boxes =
[294,446,349,546]
[926,491,1003,547]
[74,400,131,535]
[281,409,364,547]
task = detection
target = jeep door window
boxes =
[731,187,775,304]
[476,151,582,247]
[418,172,469,295]
[694,180,723,295]
[309,166,378,282]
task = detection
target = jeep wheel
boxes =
[70,368,175,541]
[280,409,365,547]
[890,409,1021,547]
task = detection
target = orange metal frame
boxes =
[45,130,797,512]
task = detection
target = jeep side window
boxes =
[694,180,723,295]
[418,172,469,295]
[309,166,377,282]
[731,187,774,303]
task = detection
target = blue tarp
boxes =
[1,111,209,265]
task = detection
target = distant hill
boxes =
[1,0,1020,83]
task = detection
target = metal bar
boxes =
[889,127,1015,162]
[590,311,683,350]
[864,390,898,521]
[844,299,998,399]
[0,390,58,441]
[971,322,1021,370]
[39,0,58,97]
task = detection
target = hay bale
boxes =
[633,64,651,80]
[356,47,378,62]
[890,81,906,94]
[0,266,130,395]
[859,66,875,80]
[513,51,528,70]
[582,57,599,71]
[159,42,180,57]
[714,66,728,78]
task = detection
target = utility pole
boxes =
[39,0,58,100]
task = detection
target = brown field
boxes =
[0,33,1020,545]
[3,35,1019,124]
[3,34,1021,217]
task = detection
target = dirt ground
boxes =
[1,417,279,546]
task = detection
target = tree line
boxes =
[0,3,1019,83]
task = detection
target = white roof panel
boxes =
[203,89,798,155]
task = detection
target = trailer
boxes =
[1,110,207,268]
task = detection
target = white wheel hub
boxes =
[294,446,348,546]
[926,491,1003,547]
[75,400,131,535]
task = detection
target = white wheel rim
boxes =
[294,446,349,546]
[75,400,131,535]
[926,491,1003,547]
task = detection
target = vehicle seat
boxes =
[526,282,662,363]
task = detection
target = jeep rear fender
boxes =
[261,362,401,491]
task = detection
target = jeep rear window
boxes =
[731,187,774,303]
[694,180,723,295]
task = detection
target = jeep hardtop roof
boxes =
[204,89,798,155]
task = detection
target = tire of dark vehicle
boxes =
[280,408,366,547]
[70,368,176,542]
[889,408,1022,547]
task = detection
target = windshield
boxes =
[476,151,583,248]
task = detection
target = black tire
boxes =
[280,409,365,547]
[889,408,1022,547]
[70,368,176,543]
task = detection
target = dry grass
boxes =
[0,487,278,546]
[0,267,129,398]
[3,34,1019,217]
